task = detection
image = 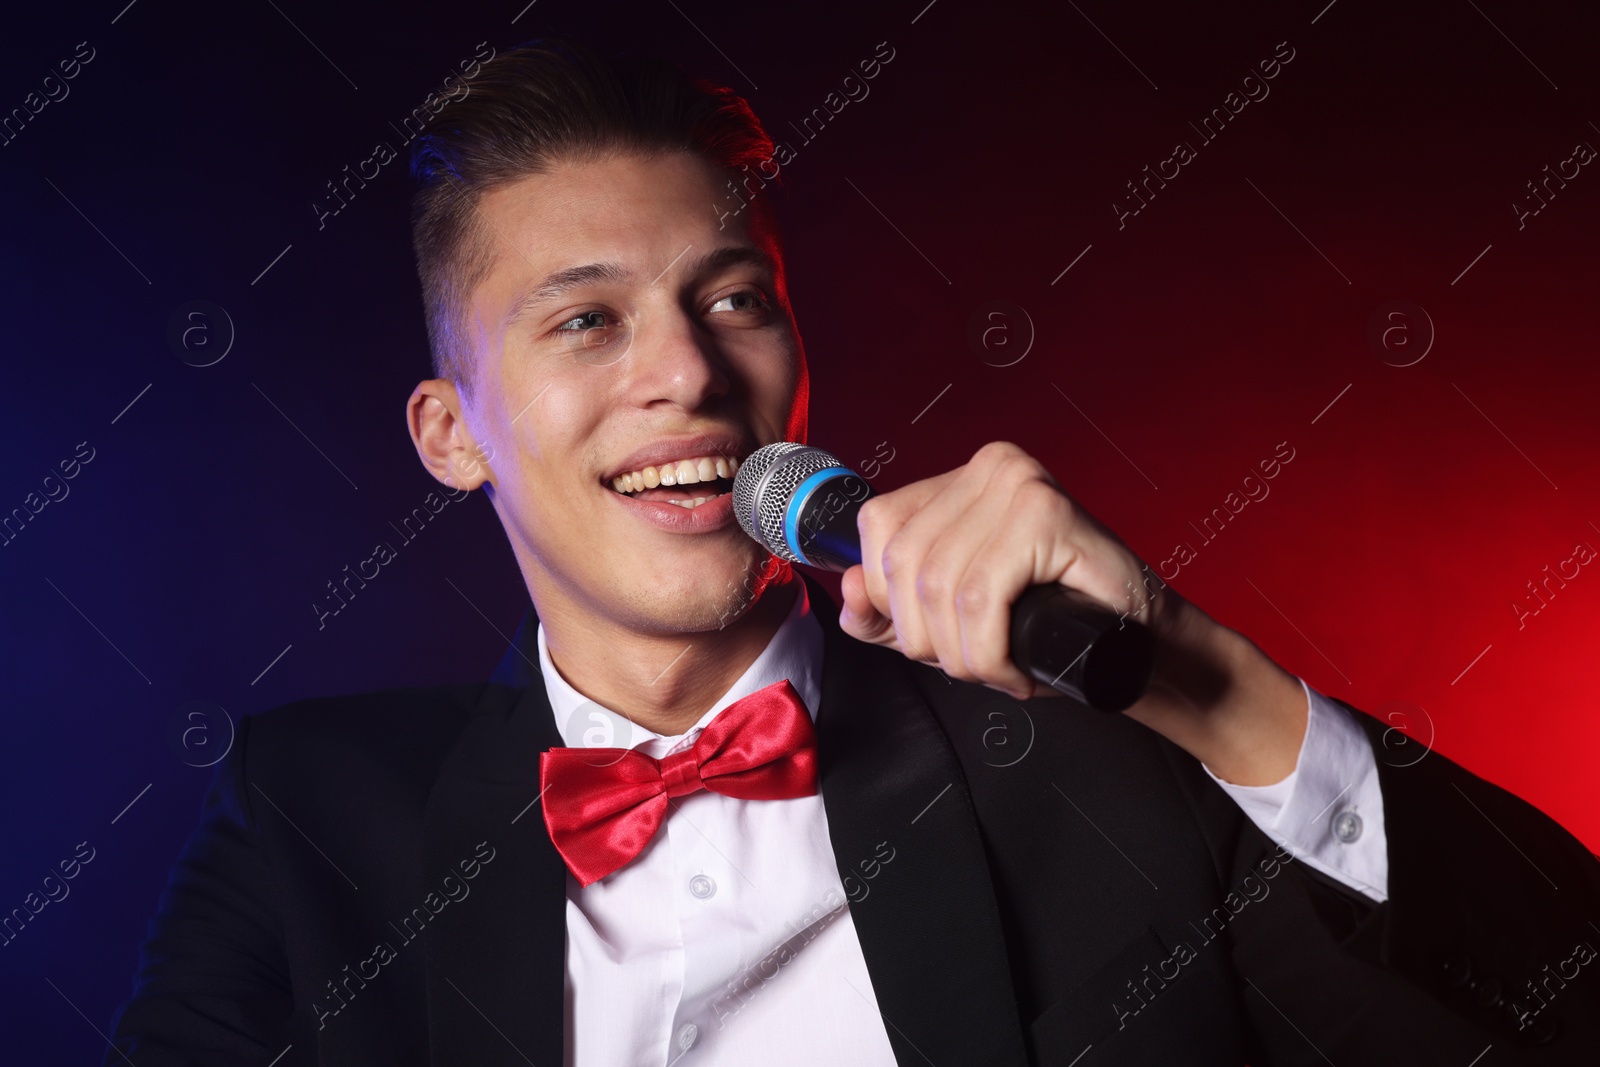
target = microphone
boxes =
[731,443,1156,713]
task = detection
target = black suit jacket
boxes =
[107,574,1600,1065]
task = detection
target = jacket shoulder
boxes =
[240,682,486,787]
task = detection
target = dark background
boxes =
[2,0,1598,1061]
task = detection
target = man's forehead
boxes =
[481,152,727,240]
[474,155,776,304]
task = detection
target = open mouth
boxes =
[606,454,742,509]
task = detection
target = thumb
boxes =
[839,566,894,644]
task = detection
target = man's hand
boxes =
[837,441,1310,786]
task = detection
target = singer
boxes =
[105,37,1600,1066]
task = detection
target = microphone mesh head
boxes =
[732,442,848,563]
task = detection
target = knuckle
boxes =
[953,580,992,618]
[856,496,883,535]
[976,440,1023,464]
[1018,476,1068,517]
[880,537,915,579]
[916,566,954,604]
[1000,451,1046,485]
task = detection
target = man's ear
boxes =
[407,379,494,491]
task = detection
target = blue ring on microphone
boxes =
[784,466,852,566]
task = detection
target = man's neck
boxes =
[539,573,802,738]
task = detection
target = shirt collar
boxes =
[535,579,823,755]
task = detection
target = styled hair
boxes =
[408,37,779,396]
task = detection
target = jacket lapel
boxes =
[805,574,1030,1067]
[421,608,569,1067]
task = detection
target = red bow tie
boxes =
[539,679,819,886]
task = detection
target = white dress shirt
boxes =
[537,581,899,1066]
[1205,678,1390,903]
[536,582,1389,1066]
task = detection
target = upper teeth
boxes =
[611,454,740,494]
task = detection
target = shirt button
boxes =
[677,1022,699,1051]
[689,874,716,899]
[1332,810,1363,843]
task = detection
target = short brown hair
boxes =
[408,37,779,397]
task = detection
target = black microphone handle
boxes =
[790,477,1155,713]
[1007,582,1156,713]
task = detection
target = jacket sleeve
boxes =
[1343,700,1600,1049]
[103,714,296,1065]
[1204,698,1600,1065]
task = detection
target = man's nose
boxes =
[624,306,732,411]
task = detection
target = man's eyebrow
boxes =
[685,245,777,279]
[504,246,777,327]
[506,262,633,325]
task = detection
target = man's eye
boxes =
[709,290,770,314]
[556,311,611,331]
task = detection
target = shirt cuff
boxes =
[1203,678,1390,903]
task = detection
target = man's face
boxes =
[454,150,807,637]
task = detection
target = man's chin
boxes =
[613,552,793,636]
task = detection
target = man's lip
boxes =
[600,433,755,484]
[606,486,738,532]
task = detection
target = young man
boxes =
[106,38,1600,1065]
